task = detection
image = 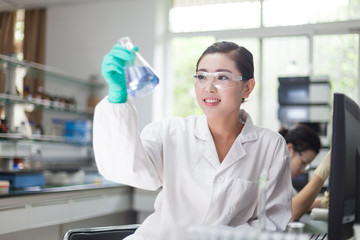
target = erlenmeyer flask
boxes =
[118,37,159,97]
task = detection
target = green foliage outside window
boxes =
[314,35,359,102]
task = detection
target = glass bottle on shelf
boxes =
[34,86,44,104]
[23,85,32,100]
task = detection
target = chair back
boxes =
[63,224,140,240]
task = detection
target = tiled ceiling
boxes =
[0,0,99,12]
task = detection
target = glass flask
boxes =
[118,36,159,97]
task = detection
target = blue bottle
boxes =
[118,37,159,97]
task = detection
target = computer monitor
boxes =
[328,93,360,239]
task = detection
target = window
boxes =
[171,37,215,117]
[263,0,360,27]
[161,0,360,132]
[169,0,261,32]
[14,9,24,58]
[262,36,310,130]
[313,34,359,102]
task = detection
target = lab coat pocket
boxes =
[228,178,258,224]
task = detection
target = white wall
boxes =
[45,0,156,129]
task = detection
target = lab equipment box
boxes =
[0,171,45,189]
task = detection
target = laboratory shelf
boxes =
[0,182,124,198]
[0,135,93,160]
[0,93,94,116]
[0,133,92,145]
[0,53,104,88]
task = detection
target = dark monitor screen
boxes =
[328,93,360,239]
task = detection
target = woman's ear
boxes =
[243,78,255,98]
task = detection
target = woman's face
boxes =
[289,145,317,178]
[195,53,254,120]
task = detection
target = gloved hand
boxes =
[321,191,330,208]
[101,44,137,103]
[314,149,332,182]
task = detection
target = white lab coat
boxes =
[93,97,292,240]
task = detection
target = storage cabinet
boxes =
[0,53,104,176]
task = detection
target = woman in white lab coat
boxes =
[93,41,293,240]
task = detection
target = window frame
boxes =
[154,0,360,126]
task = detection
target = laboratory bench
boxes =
[0,181,332,240]
[0,180,159,240]
[0,182,136,239]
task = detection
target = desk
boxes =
[0,183,133,237]
[301,214,328,234]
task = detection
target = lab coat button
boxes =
[217,176,224,183]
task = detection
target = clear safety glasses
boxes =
[193,71,248,89]
[296,151,312,172]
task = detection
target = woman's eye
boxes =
[197,75,206,80]
[217,75,230,81]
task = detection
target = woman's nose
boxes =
[204,78,217,92]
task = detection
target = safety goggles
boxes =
[193,71,248,90]
[296,151,312,172]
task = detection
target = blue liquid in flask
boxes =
[118,36,159,97]
[125,65,159,97]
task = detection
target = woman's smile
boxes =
[204,97,221,106]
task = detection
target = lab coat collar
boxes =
[238,110,258,143]
[194,115,209,141]
[194,110,259,169]
[194,110,258,144]
[220,110,259,169]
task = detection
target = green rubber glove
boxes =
[101,44,136,103]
